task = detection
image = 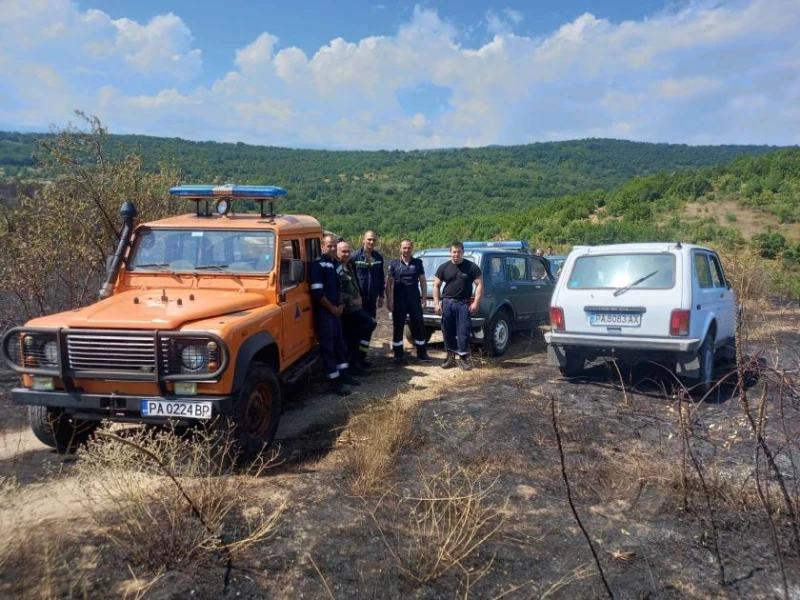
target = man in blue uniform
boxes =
[433,241,484,371]
[310,234,360,396]
[386,239,431,363]
[352,230,385,363]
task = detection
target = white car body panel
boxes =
[545,242,736,378]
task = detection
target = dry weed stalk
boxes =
[346,398,416,495]
[676,392,726,586]
[375,464,505,585]
[550,397,614,599]
[76,425,284,577]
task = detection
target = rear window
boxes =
[419,254,476,276]
[567,253,676,290]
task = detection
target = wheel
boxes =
[225,363,282,461]
[404,325,434,345]
[558,350,585,378]
[483,310,511,357]
[694,332,716,396]
[29,406,99,453]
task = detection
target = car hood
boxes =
[27,289,269,330]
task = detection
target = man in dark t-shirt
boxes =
[433,241,484,370]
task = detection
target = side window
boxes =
[305,237,321,282]
[280,239,301,288]
[694,253,713,289]
[305,237,321,262]
[529,258,547,280]
[709,254,726,288]
[505,256,528,281]
[487,256,505,282]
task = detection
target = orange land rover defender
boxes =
[1,184,323,457]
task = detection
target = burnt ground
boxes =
[1,311,800,599]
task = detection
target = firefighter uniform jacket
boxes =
[352,248,385,304]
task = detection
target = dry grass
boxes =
[344,397,417,495]
[375,464,506,585]
[76,425,285,570]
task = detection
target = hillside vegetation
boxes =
[0,129,784,242]
[421,149,800,248]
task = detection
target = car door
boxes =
[504,255,538,324]
[708,252,736,342]
[529,256,555,323]
[280,238,314,364]
[692,251,726,345]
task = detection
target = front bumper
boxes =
[11,388,232,424]
[544,331,701,353]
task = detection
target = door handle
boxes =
[534,285,542,289]
[510,286,517,290]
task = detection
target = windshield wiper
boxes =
[195,264,229,271]
[613,270,658,297]
[133,262,170,271]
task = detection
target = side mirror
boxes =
[289,259,305,284]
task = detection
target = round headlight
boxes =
[43,341,59,366]
[181,345,205,371]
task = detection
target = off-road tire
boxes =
[29,406,99,453]
[404,325,434,346]
[694,332,716,397]
[483,310,511,357]
[558,350,585,378]
[226,363,282,462]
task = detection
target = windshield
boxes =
[567,253,675,290]
[127,228,276,273]
[419,254,477,277]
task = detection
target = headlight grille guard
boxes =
[1,327,229,383]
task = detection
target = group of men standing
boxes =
[310,232,483,397]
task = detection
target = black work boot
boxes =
[349,361,370,376]
[441,352,457,369]
[416,347,432,362]
[339,370,361,386]
[456,355,473,371]
[355,354,373,373]
[393,347,405,364]
[329,379,353,397]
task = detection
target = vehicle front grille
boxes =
[67,332,157,373]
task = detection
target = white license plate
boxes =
[141,400,213,419]
[426,299,434,308]
[589,313,642,327]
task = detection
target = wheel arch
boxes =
[232,332,279,393]
[490,301,515,322]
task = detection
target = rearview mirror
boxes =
[289,259,305,284]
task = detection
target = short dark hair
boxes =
[450,241,464,251]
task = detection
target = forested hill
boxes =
[418,149,800,251]
[0,131,783,240]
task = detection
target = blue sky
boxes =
[1,0,798,149]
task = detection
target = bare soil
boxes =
[2,312,800,599]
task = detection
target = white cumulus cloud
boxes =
[0,0,799,148]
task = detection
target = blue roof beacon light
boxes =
[169,184,288,218]
[462,240,530,252]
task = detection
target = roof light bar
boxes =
[169,184,287,199]
[462,241,530,251]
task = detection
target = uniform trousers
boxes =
[342,308,377,362]
[442,298,471,357]
[315,309,349,378]
[392,287,426,357]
